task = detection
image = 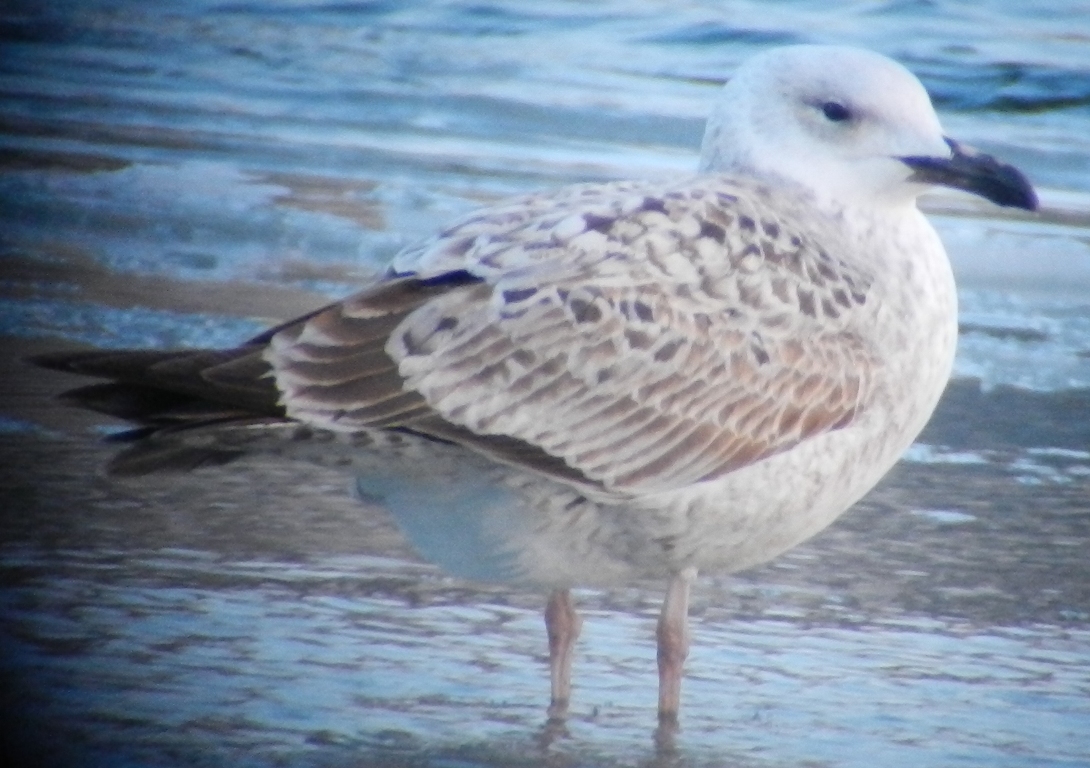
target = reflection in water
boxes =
[2,430,1089,766]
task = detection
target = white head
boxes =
[700,46,960,210]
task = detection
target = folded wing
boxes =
[268,176,882,495]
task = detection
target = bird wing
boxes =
[266,176,882,495]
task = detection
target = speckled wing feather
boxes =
[267,176,881,495]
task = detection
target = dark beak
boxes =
[900,137,1038,211]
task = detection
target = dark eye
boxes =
[821,101,852,122]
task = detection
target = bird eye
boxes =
[821,101,852,122]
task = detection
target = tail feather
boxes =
[30,347,288,475]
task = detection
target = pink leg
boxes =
[657,567,697,722]
[545,588,582,718]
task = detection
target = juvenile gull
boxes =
[35,45,1037,722]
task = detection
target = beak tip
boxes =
[989,167,1039,212]
[1017,187,1040,212]
[902,142,1039,212]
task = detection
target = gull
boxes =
[35,45,1037,723]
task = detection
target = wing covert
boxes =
[269,176,882,494]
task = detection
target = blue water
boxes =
[4,550,1089,767]
[2,1,1089,766]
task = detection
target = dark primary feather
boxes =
[31,272,480,428]
[32,347,284,423]
[30,272,593,483]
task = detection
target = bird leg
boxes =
[544,588,582,718]
[657,567,697,722]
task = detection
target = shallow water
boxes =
[2,1,1089,766]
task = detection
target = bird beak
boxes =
[900,137,1038,211]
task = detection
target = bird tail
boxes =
[30,347,287,475]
